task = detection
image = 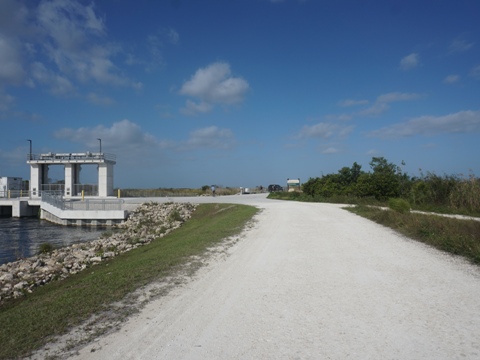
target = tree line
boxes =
[302,157,480,213]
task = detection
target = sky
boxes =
[0,0,479,189]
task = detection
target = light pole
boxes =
[97,138,102,154]
[27,139,32,160]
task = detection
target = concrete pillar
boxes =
[98,163,114,197]
[30,164,49,198]
[64,164,81,197]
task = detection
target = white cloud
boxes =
[54,120,237,159]
[324,113,353,122]
[376,92,422,103]
[186,126,236,150]
[322,147,339,154]
[32,0,135,88]
[443,74,460,84]
[0,0,33,37]
[367,110,480,138]
[448,38,474,53]
[54,119,159,155]
[37,0,105,49]
[0,34,25,86]
[358,92,424,117]
[31,62,75,95]
[134,27,180,73]
[399,53,419,71]
[337,99,369,107]
[179,62,249,115]
[0,0,141,102]
[167,28,180,45]
[0,89,15,111]
[180,100,213,116]
[87,92,115,106]
[471,65,480,80]
[297,122,353,140]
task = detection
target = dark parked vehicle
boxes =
[268,184,283,192]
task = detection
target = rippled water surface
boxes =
[0,217,105,265]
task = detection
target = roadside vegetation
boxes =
[0,203,257,359]
[117,186,240,198]
[269,156,480,264]
[348,205,480,264]
[269,157,480,217]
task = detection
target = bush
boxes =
[449,174,480,212]
[37,242,55,255]
[388,198,411,214]
[168,209,183,222]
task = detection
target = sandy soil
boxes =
[43,195,480,359]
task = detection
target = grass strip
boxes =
[0,203,258,359]
[348,205,480,264]
[268,192,480,217]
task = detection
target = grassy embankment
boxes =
[269,191,480,264]
[0,203,257,359]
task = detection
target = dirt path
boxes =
[70,195,480,359]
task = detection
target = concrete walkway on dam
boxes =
[62,194,480,359]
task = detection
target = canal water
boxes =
[0,217,105,265]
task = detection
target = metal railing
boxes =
[73,184,98,196]
[27,152,116,162]
[38,184,99,196]
[41,192,124,211]
[41,184,65,192]
[0,190,35,199]
[0,187,98,198]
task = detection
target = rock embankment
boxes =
[0,202,197,304]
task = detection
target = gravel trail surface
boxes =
[72,194,480,359]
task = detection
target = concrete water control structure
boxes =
[27,152,116,198]
[0,152,125,225]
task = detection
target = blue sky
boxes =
[0,0,479,189]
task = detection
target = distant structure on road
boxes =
[287,178,301,192]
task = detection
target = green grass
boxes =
[268,191,480,217]
[348,205,480,264]
[267,191,387,206]
[0,203,258,359]
[409,203,480,217]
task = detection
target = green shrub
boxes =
[388,198,411,214]
[37,242,55,255]
[168,209,183,222]
[449,174,480,212]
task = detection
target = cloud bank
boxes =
[368,110,480,138]
[179,62,249,115]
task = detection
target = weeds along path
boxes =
[71,195,480,359]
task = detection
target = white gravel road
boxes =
[70,194,480,359]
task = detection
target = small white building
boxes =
[0,177,23,197]
[286,178,301,192]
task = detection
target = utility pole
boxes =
[27,139,32,160]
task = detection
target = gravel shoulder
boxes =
[63,195,480,359]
